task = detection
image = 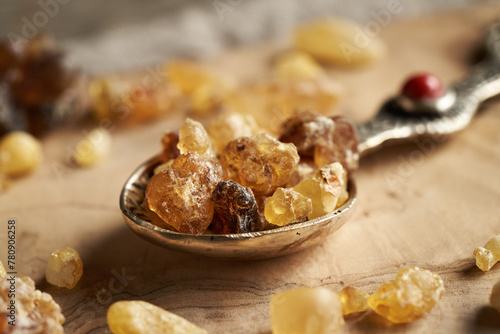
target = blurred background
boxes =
[1,0,493,75]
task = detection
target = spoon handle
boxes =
[356,21,500,156]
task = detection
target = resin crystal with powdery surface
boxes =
[145,152,222,234]
[220,133,299,195]
[367,267,444,323]
[293,162,348,219]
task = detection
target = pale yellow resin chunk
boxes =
[107,300,207,334]
[264,187,313,226]
[338,286,369,315]
[294,18,386,66]
[474,235,500,271]
[45,247,83,289]
[367,267,444,323]
[293,162,348,219]
[0,131,43,176]
[270,287,344,334]
[73,128,112,167]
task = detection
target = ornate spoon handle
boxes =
[357,21,500,156]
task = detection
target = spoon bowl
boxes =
[120,156,357,259]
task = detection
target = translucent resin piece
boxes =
[145,153,222,234]
[293,162,348,219]
[45,247,83,289]
[107,300,207,334]
[264,187,312,227]
[293,18,386,66]
[0,131,43,176]
[220,133,299,195]
[207,111,261,152]
[274,51,323,79]
[270,287,344,334]
[474,235,500,271]
[367,267,444,323]
[337,286,369,315]
[177,118,214,156]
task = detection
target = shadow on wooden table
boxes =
[43,222,324,333]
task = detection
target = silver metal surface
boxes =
[120,21,500,260]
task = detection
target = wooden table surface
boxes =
[2,3,500,333]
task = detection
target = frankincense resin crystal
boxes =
[0,276,65,333]
[0,131,43,176]
[474,235,500,271]
[274,51,323,80]
[146,152,222,234]
[337,286,369,315]
[177,118,214,156]
[45,247,83,289]
[314,115,359,173]
[210,180,260,234]
[107,300,207,334]
[270,287,344,334]
[264,187,312,227]
[293,162,348,219]
[279,110,335,158]
[491,281,500,313]
[367,267,444,323]
[220,133,299,195]
[207,111,260,152]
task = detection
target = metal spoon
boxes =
[120,22,500,260]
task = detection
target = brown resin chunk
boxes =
[220,133,299,195]
[145,152,222,234]
[210,180,260,234]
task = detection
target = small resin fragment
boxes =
[293,18,386,66]
[367,267,444,323]
[45,247,83,289]
[207,111,261,152]
[145,152,222,234]
[166,60,233,114]
[210,180,260,234]
[314,115,359,173]
[220,133,299,195]
[159,131,180,163]
[177,118,214,156]
[279,110,335,158]
[107,300,207,334]
[0,261,5,278]
[89,75,179,123]
[474,235,500,271]
[491,281,500,313]
[270,287,344,334]
[73,128,112,167]
[474,247,497,272]
[337,286,369,315]
[0,131,43,176]
[293,162,348,219]
[264,187,312,227]
[0,276,65,333]
[225,78,341,133]
[274,51,323,79]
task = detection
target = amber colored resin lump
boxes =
[45,247,83,289]
[338,286,369,315]
[177,118,214,156]
[145,152,222,234]
[270,287,344,334]
[107,301,207,334]
[279,110,359,173]
[264,187,312,227]
[367,267,444,323]
[0,276,65,333]
[293,162,348,219]
[474,235,500,271]
[220,133,299,195]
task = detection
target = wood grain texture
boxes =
[2,3,500,333]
